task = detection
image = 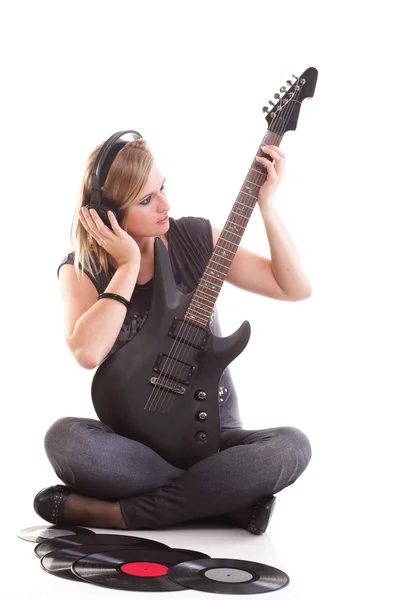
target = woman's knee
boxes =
[44,417,100,459]
[279,425,312,476]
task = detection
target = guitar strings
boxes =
[143,77,304,419]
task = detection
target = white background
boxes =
[2,1,399,598]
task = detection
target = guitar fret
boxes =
[250,166,266,175]
[209,257,231,270]
[195,286,219,300]
[190,307,212,321]
[190,303,214,315]
[244,178,261,188]
[194,292,217,305]
[225,218,245,230]
[219,233,241,242]
[186,314,209,326]
[235,199,254,209]
[203,271,223,282]
[199,285,220,296]
[239,189,258,200]
[188,298,213,313]
[215,246,235,256]
[230,209,250,220]
[214,238,237,249]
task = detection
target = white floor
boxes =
[8,467,394,600]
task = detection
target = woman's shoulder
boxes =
[168,215,213,278]
[169,215,212,244]
[56,250,110,294]
[57,251,75,276]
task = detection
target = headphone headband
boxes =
[90,130,143,206]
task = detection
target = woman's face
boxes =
[124,162,170,240]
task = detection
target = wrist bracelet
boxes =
[97,292,130,309]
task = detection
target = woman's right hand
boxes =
[78,207,141,267]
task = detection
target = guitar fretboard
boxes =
[184,131,283,328]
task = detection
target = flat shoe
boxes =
[247,495,276,535]
[33,485,74,525]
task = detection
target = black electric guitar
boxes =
[92,67,318,469]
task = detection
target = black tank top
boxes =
[57,215,242,429]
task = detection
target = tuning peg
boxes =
[262,106,270,113]
[286,80,293,86]
[279,86,287,93]
[268,100,274,106]
[274,93,280,99]
[292,74,298,80]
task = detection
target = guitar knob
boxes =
[196,390,206,401]
[196,411,207,421]
[196,431,208,443]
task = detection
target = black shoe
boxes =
[33,485,74,525]
[228,495,276,535]
[247,495,276,535]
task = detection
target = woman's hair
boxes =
[70,138,154,280]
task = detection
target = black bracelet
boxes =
[97,292,130,309]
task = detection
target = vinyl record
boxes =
[17,525,95,543]
[35,533,170,558]
[41,544,153,582]
[167,558,290,594]
[72,547,211,592]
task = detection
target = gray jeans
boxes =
[44,417,312,529]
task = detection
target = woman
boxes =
[34,135,312,534]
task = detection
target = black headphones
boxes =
[85,130,143,229]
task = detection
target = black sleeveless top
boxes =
[57,216,242,429]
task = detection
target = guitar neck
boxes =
[185,131,283,328]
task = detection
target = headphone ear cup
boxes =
[85,198,123,229]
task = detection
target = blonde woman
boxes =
[34,134,312,534]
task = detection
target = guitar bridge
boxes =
[150,377,185,395]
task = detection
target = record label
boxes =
[121,562,168,577]
[204,567,254,583]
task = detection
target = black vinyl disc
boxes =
[35,533,170,559]
[72,547,211,592]
[41,544,155,582]
[17,525,95,543]
[167,558,290,594]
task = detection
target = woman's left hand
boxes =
[255,145,286,212]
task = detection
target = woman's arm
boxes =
[59,260,140,369]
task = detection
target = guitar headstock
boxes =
[263,67,318,134]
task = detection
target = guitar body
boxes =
[92,238,251,469]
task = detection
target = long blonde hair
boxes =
[70,138,154,280]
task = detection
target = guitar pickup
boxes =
[154,353,195,385]
[169,317,209,350]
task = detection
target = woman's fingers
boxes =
[107,210,121,233]
[78,208,100,240]
[80,207,109,237]
[88,208,107,233]
[262,145,285,158]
